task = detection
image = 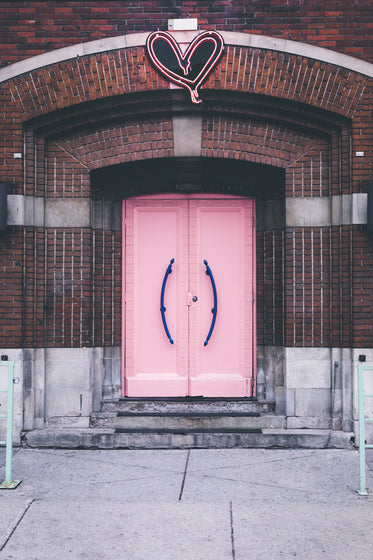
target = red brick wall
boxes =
[352,226,373,348]
[56,120,174,172]
[45,143,90,198]
[0,89,23,190]
[256,229,285,347]
[44,228,92,347]
[92,230,122,348]
[1,1,373,68]
[0,227,24,347]
[23,227,45,348]
[20,224,122,349]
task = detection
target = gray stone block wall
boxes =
[102,347,122,401]
[256,346,285,411]
[284,347,353,431]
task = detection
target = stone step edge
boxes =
[117,397,260,402]
[21,428,355,450]
[90,414,286,429]
[114,428,263,434]
[93,412,264,418]
[100,402,275,413]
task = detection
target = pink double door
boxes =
[122,194,256,397]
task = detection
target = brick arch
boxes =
[40,111,331,203]
[2,30,371,194]
[6,45,367,121]
[53,115,320,169]
[1,31,371,123]
[55,119,174,171]
[201,115,325,169]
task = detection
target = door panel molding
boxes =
[122,195,256,397]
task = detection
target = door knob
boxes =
[187,293,198,305]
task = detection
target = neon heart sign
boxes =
[146,30,225,104]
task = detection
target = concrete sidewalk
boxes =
[0,447,372,560]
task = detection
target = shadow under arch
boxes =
[91,156,285,202]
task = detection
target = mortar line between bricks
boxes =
[0,498,35,551]
[178,449,191,501]
[230,501,236,560]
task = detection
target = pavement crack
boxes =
[189,471,328,497]
[187,452,320,475]
[29,449,185,475]
[178,449,191,501]
[0,498,34,551]
[230,501,236,560]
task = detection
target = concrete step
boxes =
[90,412,286,430]
[101,398,274,414]
[21,428,354,450]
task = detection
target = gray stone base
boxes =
[0,346,121,442]
[1,345,370,447]
[284,347,354,433]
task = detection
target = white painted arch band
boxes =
[1,30,373,85]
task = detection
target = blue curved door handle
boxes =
[160,258,175,344]
[203,259,217,346]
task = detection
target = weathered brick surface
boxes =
[56,119,174,173]
[0,85,23,189]
[256,229,285,347]
[44,228,92,348]
[23,227,45,348]
[0,227,24,347]
[1,1,373,68]
[6,47,369,123]
[286,139,330,198]
[284,227,333,348]
[92,230,122,348]
[352,225,373,348]
[45,143,90,198]
[6,48,168,121]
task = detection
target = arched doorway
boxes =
[91,157,285,399]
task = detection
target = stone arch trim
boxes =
[1,31,373,84]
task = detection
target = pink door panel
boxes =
[123,199,189,396]
[122,195,256,397]
[189,200,254,396]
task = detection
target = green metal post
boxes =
[358,364,368,496]
[0,361,21,489]
[5,362,15,485]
